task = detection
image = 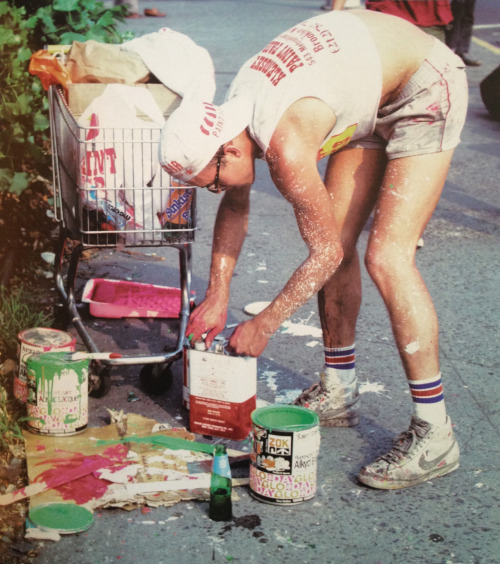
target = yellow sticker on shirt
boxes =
[318,124,357,160]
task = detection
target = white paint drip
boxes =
[275,388,303,404]
[97,463,142,483]
[280,320,322,338]
[261,369,278,391]
[359,379,390,397]
[404,340,420,355]
[306,340,320,348]
[274,533,309,548]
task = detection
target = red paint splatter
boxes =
[35,444,46,452]
[32,445,130,504]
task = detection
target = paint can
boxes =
[249,405,320,504]
[187,344,257,440]
[16,328,76,403]
[26,352,88,436]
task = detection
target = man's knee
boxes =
[364,242,406,285]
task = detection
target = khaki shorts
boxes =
[347,38,468,159]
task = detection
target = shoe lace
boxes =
[294,381,327,404]
[380,430,415,464]
[380,418,430,464]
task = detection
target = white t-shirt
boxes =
[226,11,383,160]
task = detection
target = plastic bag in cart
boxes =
[29,50,73,91]
[78,84,171,237]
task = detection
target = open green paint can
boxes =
[249,405,320,504]
[26,352,88,436]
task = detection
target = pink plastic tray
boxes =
[82,278,184,319]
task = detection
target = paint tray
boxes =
[81,278,182,319]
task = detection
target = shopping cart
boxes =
[49,85,196,398]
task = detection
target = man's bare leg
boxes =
[358,149,460,489]
[294,148,386,425]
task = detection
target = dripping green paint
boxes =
[26,352,89,436]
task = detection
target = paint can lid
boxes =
[17,327,76,348]
[251,405,319,431]
[29,503,94,534]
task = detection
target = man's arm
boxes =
[228,98,343,356]
[186,184,252,346]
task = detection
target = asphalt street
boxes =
[32,1,500,563]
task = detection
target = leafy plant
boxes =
[26,0,127,48]
[0,0,127,195]
[0,400,26,451]
[0,3,48,195]
[0,285,52,360]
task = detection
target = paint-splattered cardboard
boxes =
[23,414,215,512]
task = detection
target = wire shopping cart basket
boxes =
[49,85,197,397]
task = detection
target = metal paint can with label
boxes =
[26,352,88,436]
[16,328,76,403]
[249,405,320,504]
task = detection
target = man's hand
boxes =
[228,318,271,357]
[186,295,228,349]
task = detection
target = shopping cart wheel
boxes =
[140,363,174,395]
[89,365,112,398]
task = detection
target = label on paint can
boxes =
[249,406,320,504]
[16,328,76,403]
[187,346,257,440]
[26,352,88,436]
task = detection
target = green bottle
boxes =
[209,444,232,521]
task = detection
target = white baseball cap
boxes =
[159,96,253,183]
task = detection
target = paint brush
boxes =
[63,352,123,361]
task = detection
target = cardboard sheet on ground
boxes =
[23,414,227,512]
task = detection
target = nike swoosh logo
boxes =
[419,439,457,471]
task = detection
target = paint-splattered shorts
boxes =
[347,38,468,159]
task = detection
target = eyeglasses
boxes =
[205,147,225,194]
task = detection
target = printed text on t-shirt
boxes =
[249,20,341,87]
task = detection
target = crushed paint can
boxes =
[26,352,88,436]
[16,328,76,403]
[249,405,320,504]
[186,343,257,440]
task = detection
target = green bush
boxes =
[0,285,52,360]
[0,3,47,195]
[26,0,127,48]
[0,0,127,196]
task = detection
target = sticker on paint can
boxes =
[249,405,320,504]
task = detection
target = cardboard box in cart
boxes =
[67,83,181,119]
[185,347,257,441]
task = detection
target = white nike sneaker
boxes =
[292,372,359,427]
[358,415,460,489]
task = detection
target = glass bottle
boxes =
[209,444,232,521]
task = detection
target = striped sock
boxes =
[409,373,447,426]
[323,344,356,389]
